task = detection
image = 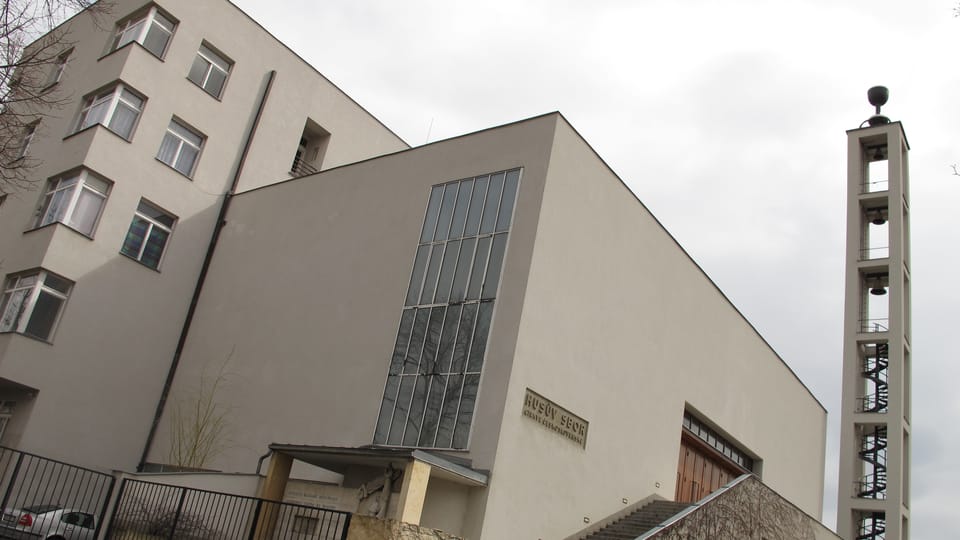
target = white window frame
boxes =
[121,200,176,269]
[157,119,204,177]
[17,122,38,159]
[75,84,144,139]
[111,6,175,58]
[0,270,72,341]
[0,401,14,443]
[188,44,231,98]
[34,170,110,237]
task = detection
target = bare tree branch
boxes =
[0,0,113,194]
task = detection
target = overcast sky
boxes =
[230,0,958,535]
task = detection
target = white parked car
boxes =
[0,504,96,540]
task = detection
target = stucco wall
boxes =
[0,0,405,472]
[476,117,827,539]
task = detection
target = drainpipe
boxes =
[136,70,277,472]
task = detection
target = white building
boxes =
[0,2,834,539]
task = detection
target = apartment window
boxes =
[121,200,175,270]
[290,119,330,177]
[111,6,175,58]
[17,122,38,159]
[0,270,72,341]
[157,119,203,176]
[373,168,521,449]
[0,402,14,443]
[76,85,144,140]
[45,49,71,88]
[187,44,231,98]
[34,170,110,237]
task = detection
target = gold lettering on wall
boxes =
[521,388,589,449]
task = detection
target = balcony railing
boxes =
[290,157,319,177]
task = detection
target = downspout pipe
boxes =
[137,70,277,472]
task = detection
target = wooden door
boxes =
[675,435,739,503]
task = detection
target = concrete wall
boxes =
[146,114,558,473]
[0,0,405,472]
[474,117,828,540]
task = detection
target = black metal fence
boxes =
[0,445,116,537]
[106,478,352,540]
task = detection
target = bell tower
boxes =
[836,87,911,540]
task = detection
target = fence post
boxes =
[168,486,187,540]
[340,512,352,540]
[247,499,263,540]
[0,451,24,512]
[101,477,127,540]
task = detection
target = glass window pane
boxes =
[448,179,473,239]
[41,187,73,226]
[142,23,170,57]
[435,374,463,449]
[495,169,520,232]
[449,237,475,304]
[452,374,480,449]
[121,217,149,258]
[24,291,63,340]
[405,246,430,307]
[389,309,416,375]
[466,236,491,300]
[387,376,415,445]
[108,103,138,139]
[479,172,504,233]
[402,376,430,446]
[205,69,227,97]
[433,240,460,304]
[481,234,508,299]
[403,309,430,374]
[157,133,179,165]
[419,186,444,243]
[187,56,208,86]
[418,244,445,305]
[418,374,447,447]
[467,301,494,373]
[450,303,477,374]
[83,175,110,194]
[42,274,71,294]
[67,189,104,236]
[436,305,462,374]
[419,307,446,375]
[373,376,400,444]
[433,183,459,241]
[140,227,169,269]
[81,100,109,130]
[0,289,29,331]
[463,176,488,237]
[174,145,199,175]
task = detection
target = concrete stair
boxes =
[580,500,689,540]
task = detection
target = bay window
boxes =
[0,270,72,341]
[34,170,110,237]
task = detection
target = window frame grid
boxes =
[0,270,71,340]
[34,170,110,237]
[188,44,231,98]
[157,118,204,177]
[112,6,175,58]
[374,168,521,450]
[75,84,144,140]
[121,200,176,269]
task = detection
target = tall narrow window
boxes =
[373,168,521,449]
[111,7,175,58]
[0,270,72,341]
[34,170,110,237]
[17,122,38,159]
[121,200,176,270]
[157,119,204,177]
[76,85,144,140]
[187,44,232,98]
[45,49,71,88]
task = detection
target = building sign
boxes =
[522,388,588,448]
